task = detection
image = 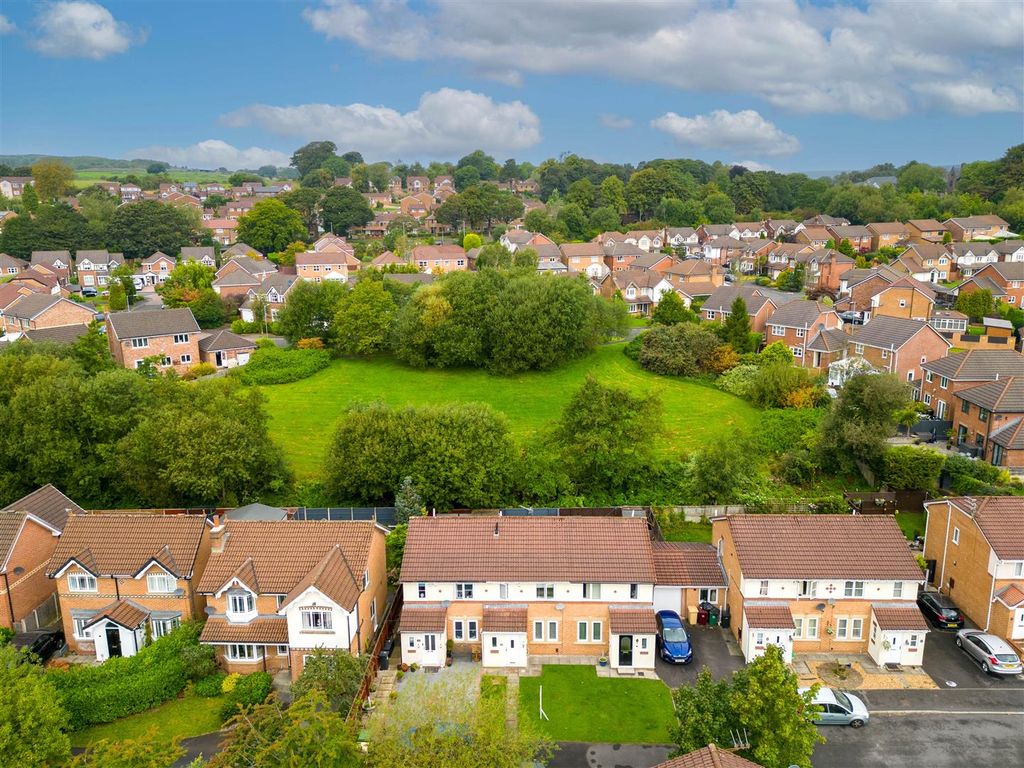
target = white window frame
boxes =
[147,572,175,593]
[417,583,426,598]
[131,337,149,349]
[68,572,97,593]
[582,583,602,599]
[699,588,719,603]
[455,583,474,600]
[173,333,190,344]
[798,580,817,598]
[73,617,91,639]
[229,591,256,615]
[1014,562,1024,577]
[277,645,289,655]
[499,583,509,599]
[151,616,180,638]
[759,580,769,596]
[300,608,333,630]
[893,581,903,598]
[536,584,554,599]
[630,583,638,600]
[952,527,960,545]
[843,580,865,598]
[180,354,192,364]
[835,617,863,640]
[227,644,261,661]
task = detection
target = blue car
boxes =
[656,610,693,664]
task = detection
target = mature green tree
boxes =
[291,140,339,177]
[818,373,912,472]
[78,187,119,241]
[897,161,946,194]
[72,322,116,374]
[686,431,760,504]
[565,178,596,211]
[290,649,366,712]
[0,644,71,768]
[671,667,734,753]
[188,289,227,330]
[557,202,588,239]
[301,168,336,189]
[257,164,278,179]
[20,182,40,214]
[454,164,482,190]
[320,186,374,235]
[703,191,737,224]
[555,376,662,495]
[637,323,722,377]
[237,199,307,254]
[394,476,423,524]
[334,278,397,355]
[722,297,756,353]
[954,288,994,321]
[69,733,185,768]
[626,167,681,218]
[587,205,622,235]
[599,175,627,214]
[457,149,500,180]
[105,200,195,259]
[31,159,75,199]
[321,156,351,179]
[651,291,695,325]
[159,262,216,304]
[108,280,127,311]
[277,279,348,343]
[281,187,323,239]
[147,161,171,174]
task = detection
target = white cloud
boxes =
[913,82,1021,115]
[128,140,290,171]
[31,1,143,60]
[0,15,16,34]
[652,110,800,156]
[221,88,542,158]
[729,160,774,173]
[301,0,1022,117]
[600,114,633,130]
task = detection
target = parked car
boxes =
[80,287,98,298]
[917,592,964,629]
[838,310,865,325]
[655,610,693,664]
[802,687,869,728]
[12,629,66,663]
[955,630,1024,676]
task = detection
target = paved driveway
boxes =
[655,626,743,688]
[922,624,1024,690]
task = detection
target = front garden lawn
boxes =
[70,694,225,748]
[518,665,674,744]
[260,344,761,478]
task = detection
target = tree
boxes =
[282,187,323,239]
[462,232,483,250]
[228,171,263,187]
[599,175,627,215]
[277,279,348,343]
[334,278,397,355]
[291,140,339,177]
[0,644,71,768]
[290,649,367,712]
[671,667,734,753]
[188,289,227,329]
[108,280,127,311]
[883,446,944,490]
[105,200,195,259]
[31,159,75,199]
[159,262,215,303]
[555,376,662,495]
[146,161,170,175]
[341,150,364,165]
[703,191,737,224]
[637,323,722,376]
[686,432,760,504]
[301,168,335,189]
[320,186,374,235]
[237,199,307,254]
[557,202,588,239]
[898,161,946,194]
[321,156,351,178]
[110,261,138,305]
[78,187,119,241]
[955,288,994,321]
[20,182,39,214]
[651,291,695,325]
[722,297,756,353]
[565,178,596,211]
[588,205,621,235]
[454,164,482,190]
[69,732,185,768]
[818,373,912,473]
[456,149,499,180]
[257,164,278,179]
[394,476,423,523]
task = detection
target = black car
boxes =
[917,592,964,629]
[13,629,66,663]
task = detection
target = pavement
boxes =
[549,742,672,768]
[921,624,1024,690]
[655,626,743,688]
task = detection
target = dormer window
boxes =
[300,607,333,630]
[68,572,97,592]
[228,590,256,620]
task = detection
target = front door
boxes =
[424,634,437,653]
[618,635,633,666]
[105,625,122,658]
[215,351,224,367]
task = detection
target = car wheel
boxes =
[849,719,865,729]
[955,637,963,647]
[981,661,990,674]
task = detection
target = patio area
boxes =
[793,653,937,690]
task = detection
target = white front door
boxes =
[484,633,527,667]
[1013,609,1024,640]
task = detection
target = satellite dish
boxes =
[815,603,826,612]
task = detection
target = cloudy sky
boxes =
[1,0,1021,172]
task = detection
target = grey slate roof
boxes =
[807,327,849,352]
[198,329,257,353]
[214,270,260,287]
[989,418,1024,450]
[768,299,833,329]
[23,324,91,344]
[985,262,1024,281]
[703,285,774,314]
[3,484,84,532]
[180,246,215,261]
[107,307,200,339]
[850,316,943,350]
[922,350,1024,380]
[30,250,71,266]
[0,253,28,270]
[4,293,65,319]
[957,377,1024,412]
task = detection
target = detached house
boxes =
[1,294,97,337]
[560,243,609,278]
[794,226,831,248]
[75,250,124,288]
[180,246,217,268]
[1,485,84,632]
[733,222,767,240]
[702,286,777,334]
[906,219,948,244]
[196,520,387,679]
[30,250,72,282]
[47,514,211,661]
[0,252,28,275]
[952,377,1024,469]
[410,244,468,274]
[765,300,842,365]
[826,224,873,253]
[944,215,1011,242]
[399,516,661,672]
[870,278,937,322]
[600,269,674,316]
[958,262,1024,308]
[898,243,953,282]
[867,222,911,251]
[107,307,201,373]
[665,227,700,254]
[702,236,745,267]
[920,350,1024,421]
[948,243,999,278]
[714,514,928,665]
[213,256,278,298]
[844,316,951,384]
[138,251,178,286]
[295,250,361,283]
[697,224,740,242]
[924,497,1024,650]
[240,274,297,324]
[603,241,646,272]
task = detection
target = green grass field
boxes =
[74,169,234,184]
[519,665,675,743]
[70,694,224,748]
[260,344,762,479]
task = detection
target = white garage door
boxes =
[653,586,682,614]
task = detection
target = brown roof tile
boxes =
[608,605,657,634]
[399,603,448,632]
[871,603,930,631]
[483,605,528,632]
[280,545,361,611]
[725,514,923,580]
[652,542,726,586]
[3,484,83,531]
[0,513,28,570]
[943,497,1024,560]
[200,617,289,644]
[995,583,1024,608]
[743,602,795,629]
[47,514,207,578]
[957,377,1024,413]
[653,744,761,768]
[83,599,150,630]
[399,517,656,584]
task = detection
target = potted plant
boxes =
[471,646,481,662]
[446,639,454,658]
[361,698,375,712]
[400,663,409,672]
[598,656,608,667]
[410,663,419,672]
[446,655,453,667]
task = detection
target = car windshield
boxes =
[939,608,959,618]
[995,653,1019,663]
[663,628,688,643]
[832,691,853,711]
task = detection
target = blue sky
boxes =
[1,1,1022,173]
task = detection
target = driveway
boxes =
[655,626,743,688]
[922,624,1024,690]
[131,291,164,311]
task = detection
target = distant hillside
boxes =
[0,154,159,171]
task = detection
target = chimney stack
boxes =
[210,524,230,554]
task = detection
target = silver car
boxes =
[955,629,1024,676]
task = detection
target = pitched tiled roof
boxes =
[107,308,200,340]
[5,293,66,320]
[995,583,1024,608]
[702,225,737,237]
[957,377,1024,412]
[922,350,1024,381]
[743,602,795,629]
[560,242,605,258]
[807,328,849,353]
[651,542,726,587]
[3,484,83,531]
[47,514,207,578]
[30,250,71,265]
[196,521,376,601]
[296,251,359,266]
[410,244,465,261]
[608,605,657,634]
[399,604,448,632]
[702,285,774,315]
[725,514,923,580]
[483,605,528,632]
[867,222,910,236]
[200,617,289,644]
[653,744,761,768]
[399,517,657,584]
[985,262,1024,281]
[0,253,28,270]
[944,497,1024,560]
[849,316,943,351]
[198,329,257,353]
[872,603,930,631]
[222,243,263,258]
[24,324,91,345]
[907,219,945,231]
[83,599,150,630]
[0,512,30,569]
[371,250,405,266]
[767,299,832,329]
[214,270,261,287]
[180,246,215,260]
[829,225,871,238]
[989,418,1024,450]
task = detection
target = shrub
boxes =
[884,446,945,491]
[181,361,217,381]
[221,672,242,694]
[232,345,330,385]
[623,331,646,361]
[296,337,325,350]
[193,672,227,697]
[0,626,13,645]
[179,643,218,681]
[231,319,263,334]
[219,671,273,720]
[637,323,721,377]
[717,364,761,398]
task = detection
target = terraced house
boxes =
[47,514,211,661]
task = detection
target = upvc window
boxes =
[229,592,255,614]
[1014,562,1023,577]
[417,583,426,598]
[940,376,948,389]
[835,617,863,640]
[536,584,554,599]
[759,580,769,596]
[699,588,719,603]
[68,573,97,593]
[147,573,175,593]
[151,616,180,638]
[180,354,192,364]
[499,583,509,599]
[630,584,638,599]
[73,617,91,638]
[843,581,864,598]
[227,644,260,660]
[582,583,601,599]
[455,583,473,600]
[131,337,149,348]
[794,616,819,639]
[893,582,903,598]
[301,609,333,630]
[453,620,478,641]
[533,620,558,642]
[798,580,817,598]
[952,527,960,545]
[173,334,190,344]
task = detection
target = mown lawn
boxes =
[895,510,927,541]
[519,665,674,744]
[260,344,762,479]
[70,694,225,748]
[658,517,713,543]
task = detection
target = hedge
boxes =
[47,621,207,730]
[231,345,330,385]
[884,446,944,490]
[219,671,273,720]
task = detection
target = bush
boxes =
[179,643,218,681]
[884,446,945,490]
[232,345,330,385]
[193,672,227,697]
[47,621,204,730]
[219,672,273,720]
[296,337,325,350]
[623,331,646,361]
[181,361,218,381]
[637,323,721,377]
[717,364,761,398]
[231,319,262,334]
[0,626,13,645]
[221,672,242,694]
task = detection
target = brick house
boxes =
[75,250,124,288]
[765,243,814,280]
[603,241,646,272]
[944,215,1011,242]
[399,516,669,672]
[651,542,727,620]
[47,514,211,660]
[958,263,1024,308]
[204,218,238,246]
[702,236,745,267]
[947,243,999,278]
[835,266,904,315]
[599,269,675,316]
[843,316,952,385]
[213,256,278,298]
[919,350,1024,421]
[659,259,725,291]
[826,224,873,253]
[295,250,361,284]
[30,250,72,283]
[138,251,178,286]
[906,219,948,244]
[794,226,831,248]
[222,243,263,259]
[400,193,435,219]
[196,520,387,679]
[897,244,953,282]
[665,227,700,254]
[702,285,777,334]
[764,218,799,239]
[0,485,84,632]
[765,299,843,366]
[714,514,928,665]
[559,243,609,278]
[198,329,257,369]
[867,222,911,251]
[697,224,740,242]
[805,328,850,372]
[803,215,850,228]
[0,252,27,276]
[870,278,936,322]
[409,244,468,274]
[10,266,62,295]
[180,246,217,268]
[2,294,97,336]
[107,307,202,373]
[239,274,298,323]
[951,377,1024,469]
[813,249,857,292]
[924,497,1024,651]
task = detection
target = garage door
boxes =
[654,586,682,613]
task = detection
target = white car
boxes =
[955,630,1024,676]
[801,686,870,728]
